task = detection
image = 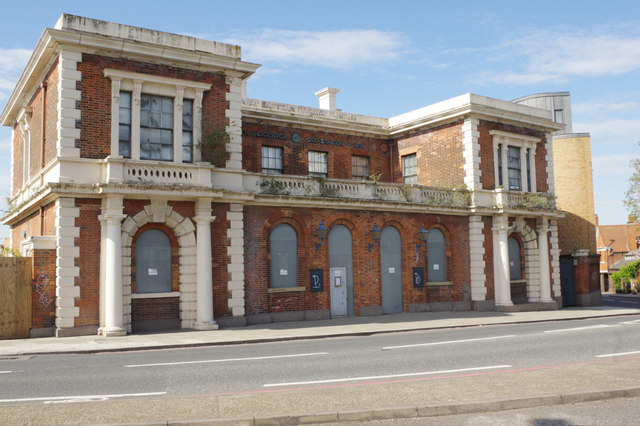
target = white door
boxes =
[330,267,347,318]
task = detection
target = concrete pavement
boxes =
[1,299,640,425]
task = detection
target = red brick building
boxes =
[2,15,564,337]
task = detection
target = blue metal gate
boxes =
[560,258,576,307]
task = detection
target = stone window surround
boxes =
[491,130,538,193]
[104,68,211,164]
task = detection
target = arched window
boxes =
[136,229,172,293]
[508,236,522,280]
[427,228,447,282]
[270,224,298,288]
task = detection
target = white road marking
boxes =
[0,371,12,374]
[382,335,516,350]
[619,319,640,325]
[596,350,640,358]
[544,324,619,333]
[263,364,512,387]
[0,392,166,404]
[125,352,329,368]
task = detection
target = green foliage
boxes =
[259,178,290,195]
[314,177,338,197]
[611,259,640,293]
[399,184,413,201]
[2,196,18,215]
[197,129,230,166]
[1,247,22,257]
[624,157,640,218]
[369,171,382,183]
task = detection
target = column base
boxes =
[101,326,127,337]
[193,321,219,330]
[495,300,514,307]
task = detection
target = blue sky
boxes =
[1,1,639,240]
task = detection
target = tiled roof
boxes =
[597,223,640,253]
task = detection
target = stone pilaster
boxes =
[227,203,245,317]
[468,216,486,301]
[57,49,81,158]
[537,217,553,302]
[549,219,562,299]
[55,197,80,334]
[462,118,480,191]
[225,73,243,169]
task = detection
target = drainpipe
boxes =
[40,81,47,185]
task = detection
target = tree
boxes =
[624,158,640,218]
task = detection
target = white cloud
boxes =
[592,154,634,177]
[575,119,640,144]
[226,29,405,70]
[477,27,640,85]
[0,48,30,101]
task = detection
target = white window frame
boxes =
[402,153,417,184]
[491,130,538,193]
[104,69,211,163]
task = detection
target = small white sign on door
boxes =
[389,267,395,274]
[280,269,288,276]
[433,264,440,270]
[148,268,158,276]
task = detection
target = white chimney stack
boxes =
[315,87,340,111]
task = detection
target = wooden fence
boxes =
[0,257,32,339]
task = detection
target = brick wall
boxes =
[244,206,470,315]
[396,121,465,187]
[77,53,228,160]
[11,123,23,195]
[74,199,101,327]
[131,297,179,322]
[10,204,56,250]
[31,248,56,329]
[477,120,548,192]
[242,123,390,180]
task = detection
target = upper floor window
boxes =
[491,130,538,193]
[352,155,370,179]
[140,94,174,161]
[119,92,132,159]
[507,146,521,191]
[182,99,193,163]
[262,146,283,174]
[309,151,328,178]
[402,154,417,184]
[105,68,211,164]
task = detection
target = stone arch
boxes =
[120,201,197,331]
[509,218,541,302]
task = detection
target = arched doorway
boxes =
[381,226,403,314]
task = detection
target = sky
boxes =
[1,0,639,240]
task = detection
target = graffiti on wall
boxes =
[35,270,53,309]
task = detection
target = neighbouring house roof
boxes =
[597,223,640,254]
[609,249,640,271]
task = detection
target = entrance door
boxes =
[381,226,403,314]
[329,225,354,316]
[330,267,347,317]
[560,258,576,306]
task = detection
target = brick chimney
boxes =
[315,87,339,111]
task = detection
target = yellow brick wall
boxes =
[553,135,597,255]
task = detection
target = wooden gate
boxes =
[0,257,32,339]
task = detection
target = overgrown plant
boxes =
[259,178,290,196]
[314,176,338,197]
[612,259,640,293]
[399,184,413,201]
[197,128,230,166]
[1,247,21,257]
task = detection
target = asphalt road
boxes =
[1,314,640,406]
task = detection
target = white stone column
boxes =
[173,87,184,163]
[520,147,527,192]
[193,198,218,330]
[529,146,537,193]
[101,195,126,336]
[109,78,122,158]
[537,217,553,302]
[492,215,513,306]
[501,143,509,190]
